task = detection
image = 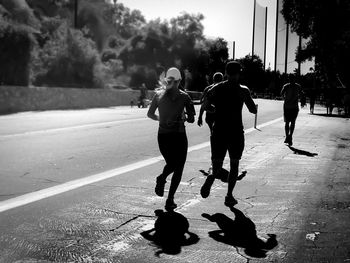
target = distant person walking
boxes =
[197,72,224,134]
[138,83,148,108]
[281,74,302,146]
[308,88,316,114]
[343,91,350,117]
[147,67,195,211]
[200,61,257,207]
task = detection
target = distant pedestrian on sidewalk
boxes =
[147,67,196,211]
[200,61,257,207]
[197,72,224,134]
[308,88,317,114]
[281,74,303,146]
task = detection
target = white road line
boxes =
[0,117,282,213]
[0,157,162,213]
[0,118,149,138]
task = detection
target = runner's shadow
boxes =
[140,209,199,256]
[202,207,278,258]
[199,168,228,183]
[288,146,318,157]
[312,113,349,119]
[199,168,247,183]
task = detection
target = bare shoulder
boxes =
[180,89,190,96]
[180,89,193,101]
[208,81,226,95]
[239,84,252,94]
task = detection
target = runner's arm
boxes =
[197,90,208,126]
[280,85,286,98]
[185,95,195,123]
[147,94,159,121]
[244,88,257,114]
[197,104,204,126]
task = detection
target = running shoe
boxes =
[224,196,238,207]
[155,176,166,197]
[200,175,215,198]
[237,170,247,181]
[165,199,177,211]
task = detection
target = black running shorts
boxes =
[284,108,299,122]
[211,129,245,161]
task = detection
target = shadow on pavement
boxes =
[202,207,278,258]
[288,146,318,157]
[199,168,247,183]
[311,113,349,119]
[140,209,199,256]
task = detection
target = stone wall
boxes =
[0,86,150,114]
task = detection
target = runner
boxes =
[280,74,302,146]
[197,72,224,134]
[200,61,257,207]
[198,72,223,175]
[147,67,196,211]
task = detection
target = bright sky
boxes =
[116,0,277,69]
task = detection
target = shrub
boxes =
[0,17,36,85]
[32,21,106,88]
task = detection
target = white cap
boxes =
[166,67,182,81]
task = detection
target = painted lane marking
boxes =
[0,118,149,139]
[0,117,283,213]
[0,157,161,213]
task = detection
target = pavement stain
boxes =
[20,171,30,177]
[0,204,159,262]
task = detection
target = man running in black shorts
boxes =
[200,61,257,207]
[281,74,302,146]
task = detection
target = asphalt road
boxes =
[0,99,282,202]
[0,99,291,262]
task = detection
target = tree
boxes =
[237,55,266,93]
[282,0,350,88]
[102,2,146,39]
[0,16,36,85]
[170,12,204,45]
[32,21,105,88]
[169,12,205,68]
[0,0,40,28]
[207,38,229,78]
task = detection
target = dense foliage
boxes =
[0,17,36,85]
[3,0,338,95]
[282,0,350,89]
[0,0,233,90]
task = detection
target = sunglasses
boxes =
[166,78,178,85]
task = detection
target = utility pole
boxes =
[284,22,289,74]
[263,6,268,69]
[274,0,279,72]
[74,0,78,28]
[297,35,302,76]
[232,41,235,60]
[252,0,256,57]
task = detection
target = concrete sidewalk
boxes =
[132,108,350,262]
